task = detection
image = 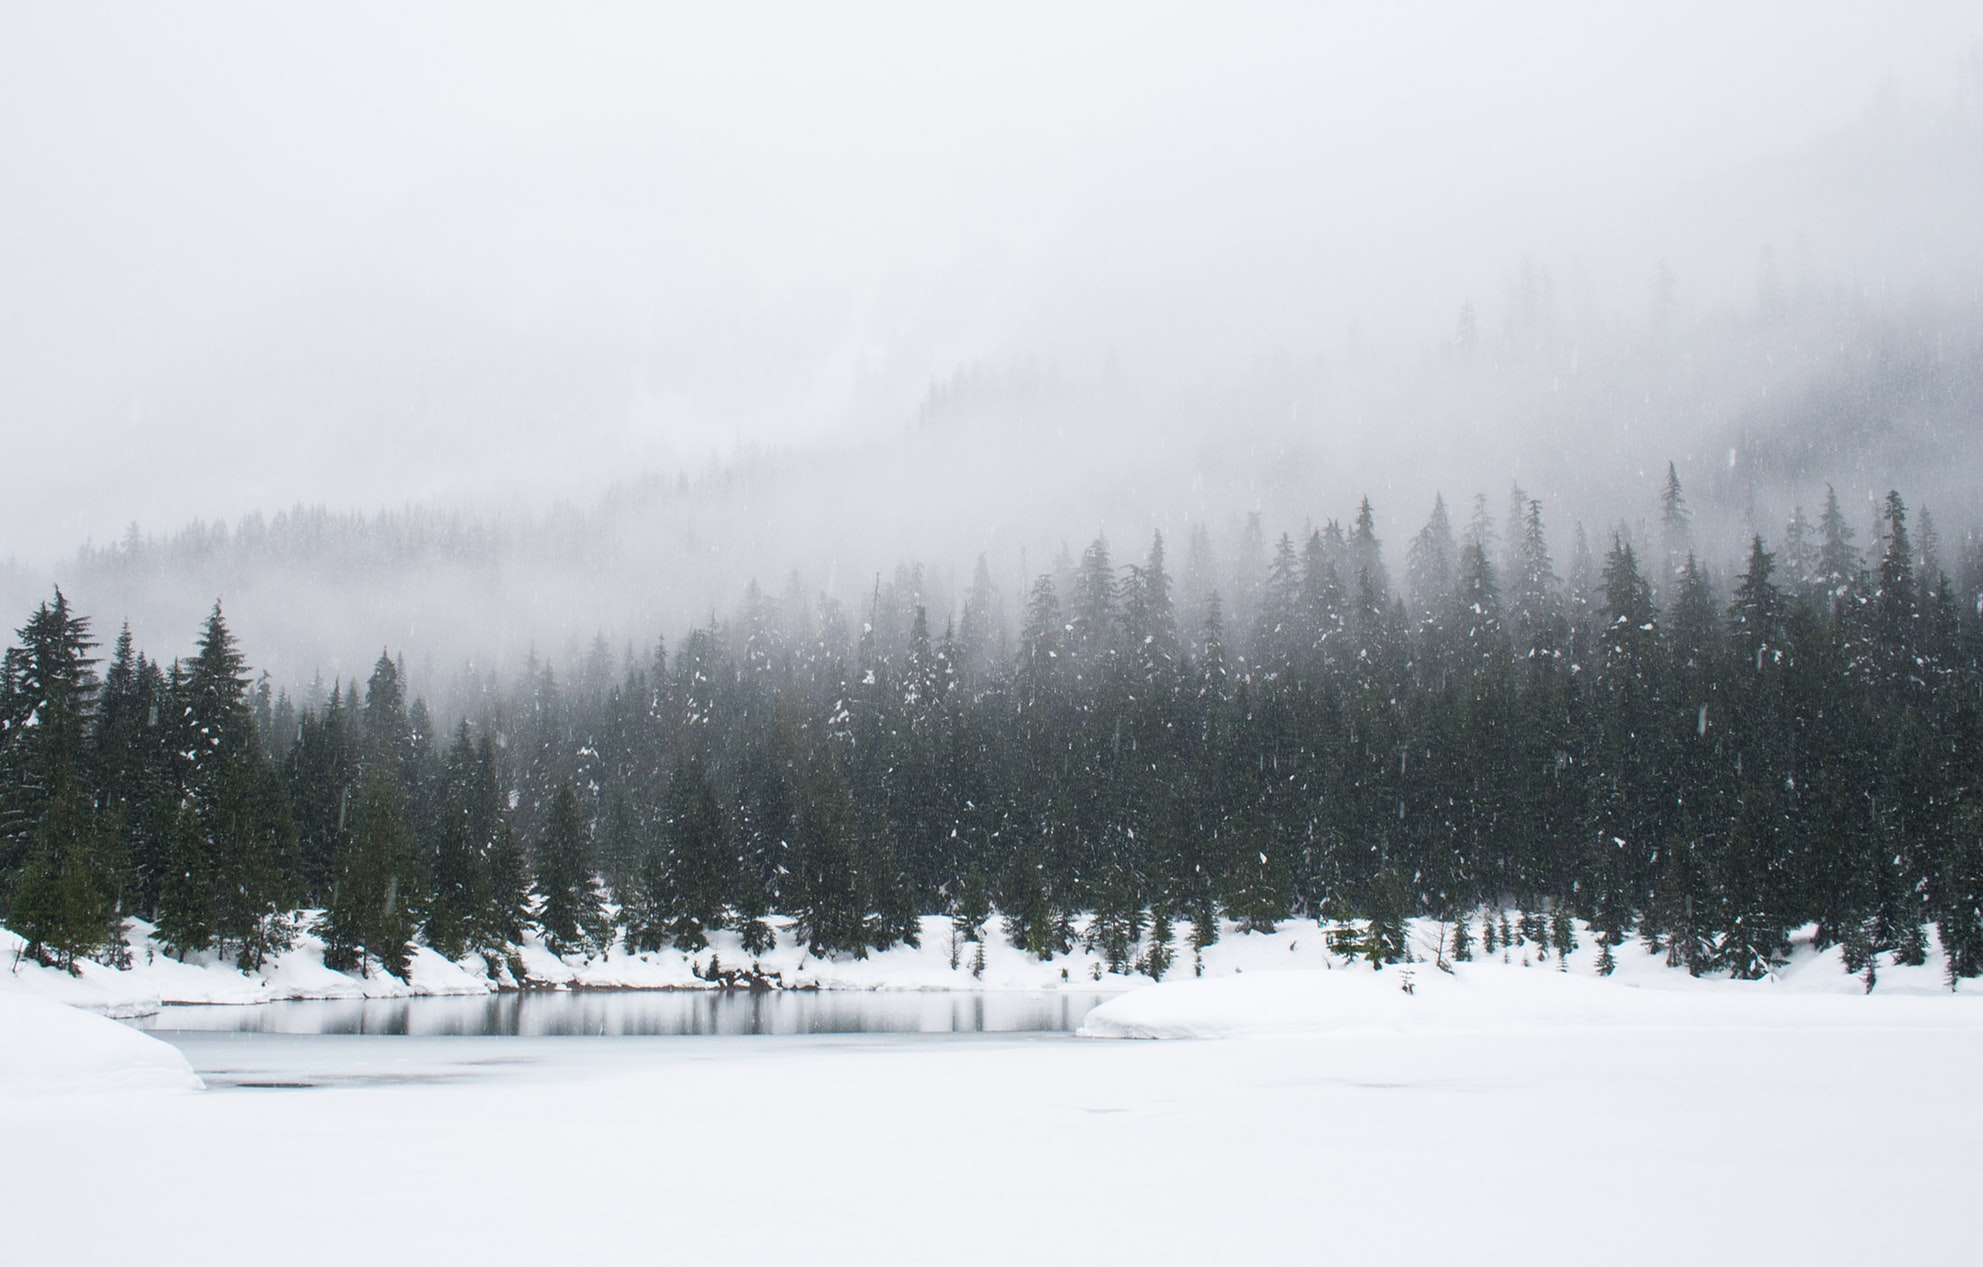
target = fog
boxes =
[4,2,1982,689]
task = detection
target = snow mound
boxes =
[1079,949,1983,1039]
[0,990,202,1095]
[1078,959,1720,1039]
[1080,963,1455,1038]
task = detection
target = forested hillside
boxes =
[4,474,1981,990]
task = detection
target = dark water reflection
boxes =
[137,989,1114,1037]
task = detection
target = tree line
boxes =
[4,471,1981,990]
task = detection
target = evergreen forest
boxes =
[5,471,1983,990]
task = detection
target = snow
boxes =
[4,976,1981,1263]
[506,913,1165,992]
[1,914,1162,1014]
[2,919,520,1015]
[1081,958,1475,1037]
[5,910,1976,1022]
[1078,952,1983,1040]
[5,915,1983,1262]
[0,989,201,1096]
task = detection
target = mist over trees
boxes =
[19,246,1983,694]
[7,468,1982,989]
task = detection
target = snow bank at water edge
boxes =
[1075,957,1743,1039]
[0,989,202,1096]
[2,921,493,1015]
[2,912,1162,1010]
[1080,959,1463,1038]
[5,907,1978,1018]
[1080,945,1983,1040]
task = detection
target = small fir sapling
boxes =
[740,916,777,958]
[1450,909,1473,962]
[1550,906,1576,968]
[1141,905,1175,981]
[1524,908,1550,959]
[1189,901,1220,977]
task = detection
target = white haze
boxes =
[4,2,1983,689]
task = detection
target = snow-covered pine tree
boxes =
[534,783,607,957]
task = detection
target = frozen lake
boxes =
[133,987,1114,1038]
[129,989,1116,1091]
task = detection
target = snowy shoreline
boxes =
[7,906,1976,1023]
[5,911,1157,1017]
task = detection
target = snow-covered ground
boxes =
[3,952,1980,1264]
[6,914,1983,1263]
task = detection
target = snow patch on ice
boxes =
[0,987,202,1096]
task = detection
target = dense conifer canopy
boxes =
[4,475,1982,987]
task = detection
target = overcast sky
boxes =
[3,1,1980,567]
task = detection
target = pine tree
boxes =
[0,591,116,968]
[1070,534,1118,672]
[153,804,216,960]
[1186,887,1220,976]
[949,866,992,944]
[618,831,675,955]
[1508,499,1563,658]
[1449,907,1473,962]
[1254,533,1302,670]
[1729,537,1785,665]
[534,783,607,956]
[1015,575,1065,708]
[788,747,871,957]
[1452,538,1506,669]
[656,753,732,950]
[9,783,115,972]
[483,818,533,947]
[362,650,414,784]
[1870,490,1919,692]
[1934,796,1983,985]
[1121,531,1180,685]
[1817,484,1860,604]
[1668,555,1718,679]
[1781,505,1821,598]
[287,682,358,907]
[1230,513,1267,639]
[89,624,148,917]
[1141,904,1175,980]
[1659,461,1692,587]
[1348,497,1391,641]
[1549,905,1577,967]
[318,772,417,978]
[423,721,484,960]
[174,604,294,968]
[1198,593,1231,702]
[1406,496,1457,626]
[957,554,1004,690]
